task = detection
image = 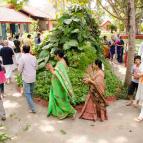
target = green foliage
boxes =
[35,42,97,104]
[15,74,22,87]
[34,71,51,100]
[103,60,122,97]
[34,5,101,57]
[108,24,117,33]
[0,132,10,143]
[5,0,28,10]
[118,22,125,32]
[140,23,143,32]
[16,5,122,104]
[32,5,102,104]
[30,21,39,32]
[69,68,88,104]
[116,86,128,99]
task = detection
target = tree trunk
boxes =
[125,0,136,86]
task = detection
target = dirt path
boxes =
[0,67,143,143]
[109,61,126,82]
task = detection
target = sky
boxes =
[28,0,50,8]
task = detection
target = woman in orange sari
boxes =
[79,59,108,121]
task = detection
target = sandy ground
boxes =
[0,63,143,143]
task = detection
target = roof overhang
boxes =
[0,6,32,24]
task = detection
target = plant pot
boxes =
[106,96,117,104]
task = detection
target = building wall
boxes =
[38,20,47,31]
[48,20,53,31]
[101,21,111,31]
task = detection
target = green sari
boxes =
[48,61,76,119]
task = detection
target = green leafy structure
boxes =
[16,5,122,104]
[33,5,102,104]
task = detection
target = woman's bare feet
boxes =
[134,117,143,122]
[126,101,133,106]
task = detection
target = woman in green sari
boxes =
[46,49,76,119]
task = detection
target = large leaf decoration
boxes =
[42,44,53,50]
[39,50,49,58]
[38,62,46,70]
[37,58,45,64]
[45,56,50,64]
[71,29,80,33]
[72,18,80,22]
[64,19,72,25]
[63,40,78,50]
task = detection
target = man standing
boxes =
[18,45,37,113]
[35,33,41,45]
[23,34,33,52]
[0,40,14,84]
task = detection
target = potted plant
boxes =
[15,74,23,94]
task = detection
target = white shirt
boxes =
[18,53,37,83]
[8,40,15,49]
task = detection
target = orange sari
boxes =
[79,66,108,121]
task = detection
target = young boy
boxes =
[126,55,141,106]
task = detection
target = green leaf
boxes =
[64,19,72,25]
[38,62,46,70]
[45,56,50,64]
[72,18,80,22]
[78,47,83,51]
[39,50,49,58]
[50,48,57,57]
[63,40,78,50]
[37,58,45,64]
[42,44,53,50]
[71,29,80,33]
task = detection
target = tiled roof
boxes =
[101,20,111,27]
[22,6,52,19]
[0,6,32,23]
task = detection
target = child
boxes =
[0,60,6,121]
[126,56,141,106]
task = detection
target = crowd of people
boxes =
[0,38,108,122]
[102,34,126,65]
[0,33,143,124]
[0,32,43,120]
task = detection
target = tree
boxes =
[125,0,136,85]
[108,24,117,33]
[4,0,28,10]
[97,0,143,34]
